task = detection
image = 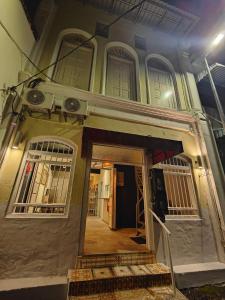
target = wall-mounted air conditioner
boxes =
[55,96,88,116]
[21,88,54,112]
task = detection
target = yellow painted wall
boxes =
[0,115,198,207]
[37,0,200,111]
[0,0,35,145]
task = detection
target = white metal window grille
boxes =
[148,67,176,109]
[13,140,74,215]
[156,156,198,216]
[106,47,136,101]
[53,34,94,90]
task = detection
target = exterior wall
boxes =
[0,0,224,283]
[0,117,85,279]
[0,0,35,143]
[0,109,220,278]
[38,0,197,111]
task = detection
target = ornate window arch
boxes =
[146,54,180,109]
[49,28,97,92]
[9,137,77,216]
[103,42,140,101]
[155,155,198,216]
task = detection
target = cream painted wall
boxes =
[0,0,35,145]
[37,0,201,112]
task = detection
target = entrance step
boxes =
[68,263,171,296]
[75,251,156,269]
[69,286,187,299]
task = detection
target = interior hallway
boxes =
[84,217,147,254]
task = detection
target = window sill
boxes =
[5,213,69,219]
[165,215,202,222]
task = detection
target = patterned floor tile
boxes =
[70,268,93,281]
[92,267,113,279]
[113,266,133,277]
[130,265,151,275]
[115,288,153,300]
[146,263,170,274]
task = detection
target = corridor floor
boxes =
[84,217,147,254]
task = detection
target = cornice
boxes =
[38,81,197,125]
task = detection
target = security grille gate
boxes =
[13,140,74,215]
[157,156,198,216]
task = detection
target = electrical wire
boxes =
[0,20,53,82]
[11,0,146,90]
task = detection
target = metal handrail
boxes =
[148,208,176,297]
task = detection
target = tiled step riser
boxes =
[76,253,156,269]
[69,274,171,296]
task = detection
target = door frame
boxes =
[78,144,154,255]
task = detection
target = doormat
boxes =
[130,236,146,244]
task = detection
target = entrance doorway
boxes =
[84,144,148,254]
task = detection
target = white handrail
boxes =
[148,208,171,235]
[148,208,176,297]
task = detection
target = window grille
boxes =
[12,139,75,216]
[156,156,198,216]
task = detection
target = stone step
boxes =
[68,263,171,296]
[69,287,187,300]
[75,251,156,269]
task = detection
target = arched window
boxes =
[106,47,137,101]
[155,156,198,216]
[53,34,94,90]
[11,138,76,216]
[147,57,177,109]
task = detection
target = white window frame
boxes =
[145,54,181,110]
[53,37,94,90]
[102,42,141,101]
[47,28,97,93]
[148,67,177,109]
[106,53,137,101]
[155,156,199,217]
[7,137,77,218]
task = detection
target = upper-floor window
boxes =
[155,156,198,216]
[106,47,137,101]
[53,34,94,90]
[10,138,76,216]
[147,58,177,109]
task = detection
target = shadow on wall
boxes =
[0,284,68,300]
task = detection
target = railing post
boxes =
[165,233,176,297]
[148,208,176,297]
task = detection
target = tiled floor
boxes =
[84,217,147,254]
[69,263,170,282]
[70,287,187,299]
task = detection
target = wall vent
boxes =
[95,22,109,38]
[134,35,146,51]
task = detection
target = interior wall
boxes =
[115,165,137,228]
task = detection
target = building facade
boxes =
[1,0,225,295]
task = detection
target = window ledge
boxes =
[5,213,69,219]
[165,215,202,222]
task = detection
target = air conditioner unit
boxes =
[21,88,54,112]
[55,96,88,116]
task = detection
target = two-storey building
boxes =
[1,0,225,298]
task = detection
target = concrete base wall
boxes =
[175,262,225,289]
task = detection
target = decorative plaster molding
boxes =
[37,81,197,127]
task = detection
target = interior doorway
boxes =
[84,144,148,254]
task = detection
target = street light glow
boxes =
[211,33,225,47]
